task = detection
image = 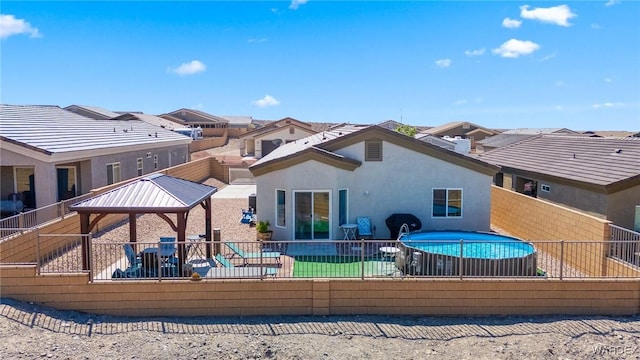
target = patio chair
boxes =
[215,253,277,276]
[356,216,374,239]
[123,244,142,268]
[159,237,177,257]
[224,242,281,265]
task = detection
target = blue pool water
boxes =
[399,231,535,260]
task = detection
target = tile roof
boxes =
[64,104,121,119]
[252,124,367,166]
[0,104,191,154]
[477,134,640,187]
[219,115,253,126]
[500,128,577,135]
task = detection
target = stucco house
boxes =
[417,121,500,151]
[249,125,499,241]
[239,117,317,159]
[0,104,192,210]
[159,108,229,137]
[478,134,640,229]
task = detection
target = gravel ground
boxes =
[1,298,639,360]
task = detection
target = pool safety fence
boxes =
[33,238,640,281]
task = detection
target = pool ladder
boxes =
[397,223,411,240]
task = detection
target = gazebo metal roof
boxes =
[70,174,217,213]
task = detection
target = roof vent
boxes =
[614,148,622,153]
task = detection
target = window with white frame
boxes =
[276,189,286,227]
[432,188,462,217]
[106,163,121,185]
[137,158,143,176]
[541,184,551,192]
[153,155,158,170]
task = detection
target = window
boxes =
[289,127,295,134]
[365,140,382,161]
[137,158,143,176]
[276,189,286,227]
[153,155,158,170]
[541,184,551,192]
[146,152,152,159]
[432,188,462,217]
[106,163,121,185]
[338,189,348,226]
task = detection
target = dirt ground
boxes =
[1,299,639,360]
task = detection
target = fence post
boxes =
[35,228,41,275]
[157,241,163,282]
[88,233,93,282]
[459,240,464,280]
[260,243,264,280]
[559,240,564,280]
[361,238,365,280]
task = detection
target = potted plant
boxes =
[256,220,273,242]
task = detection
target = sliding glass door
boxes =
[294,191,330,240]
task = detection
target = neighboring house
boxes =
[0,104,191,210]
[582,130,637,138]
[478,134,640,229]
[238,117,317,159]
[159,108,229,137]
[219,115,254,137]
[415,133,471,154]
[249,125,499,241]
[417,121,500,150]
[500,128,579,135]
[112,112,184,131]
[378,120,431,133]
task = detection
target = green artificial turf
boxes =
[292,256,395,278]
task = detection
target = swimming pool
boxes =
[396,230,537,276]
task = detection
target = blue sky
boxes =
[1,1,638,131]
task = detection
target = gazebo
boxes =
[69,174,218,273]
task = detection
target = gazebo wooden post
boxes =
[80,213,90,271]
[129,213,137,252]
[177,212,187,275]
[205,198,212,259]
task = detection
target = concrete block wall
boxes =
[491,186,613,276]
[1,265,639,316]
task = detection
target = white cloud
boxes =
[605,0,620,6]
[474,97,484,103]
[604,77,612,82]
[435,59,452,68]
[454,99,468,106]
[248,38,267,43]
[253,95,280,108]
[492,39,540,58]
[289,0,308,10]
[520,5,577,27]
[464,48,485,57]
[591,23,602,30]
[555,80,565,87]
[168,60,206,76]
[592,102,623,109]
[502,18,522,29]
[0,14,41,39]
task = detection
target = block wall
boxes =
[491,186,613,276]
[2,265,639,317]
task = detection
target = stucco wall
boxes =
[256,141,493,240]
[534,178,607,217]
[608,185,640,229]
